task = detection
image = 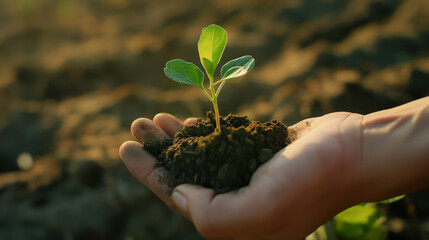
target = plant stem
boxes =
[201,87,213,101]
[213,79,223,85]
[209,75,221,132]
[215,81,225,97]
[212,95,221,132]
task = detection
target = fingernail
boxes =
[172,191,188,213]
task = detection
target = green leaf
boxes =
[377,195,405,204]
[202,58,214,79]
[164,59,204,89]
[220,55,255,81]
[198,24,227,79]
[334,204,387,240]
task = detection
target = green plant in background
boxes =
[164,24,255,132]
[307,204,387,240]
[334,204,387,240]
[307,195,405,240]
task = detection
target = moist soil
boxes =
[144,112,293,194]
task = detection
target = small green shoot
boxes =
[164,24,255,132]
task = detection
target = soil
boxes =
[144,112,292,194]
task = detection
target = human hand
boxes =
[119,112,365,240]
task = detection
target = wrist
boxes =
[360,97,429,202]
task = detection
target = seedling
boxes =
[164,24,255,132]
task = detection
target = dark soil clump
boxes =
[144,112,292,194]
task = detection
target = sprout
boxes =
[164,24,255,132]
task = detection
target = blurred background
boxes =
[0,0,428,239]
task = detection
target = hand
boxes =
[119,112,365,240]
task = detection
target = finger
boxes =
[171,185,211,220]
[184,117,198,125]
[173,180,278,239]
[291,112,353,135]
[289,117,318,141]
[119,141,152,184]
[131,118,170,143]
[310,112,352,128]
[289,112,352,141]
[119,141,174,208]
[147,168,176,209]
[172,184,220,238]
[153,113,184,137]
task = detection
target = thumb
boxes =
[172,184,226,239]
[172,183,270,239]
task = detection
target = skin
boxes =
[119,97,429,240]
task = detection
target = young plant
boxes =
[164,24,255,132]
